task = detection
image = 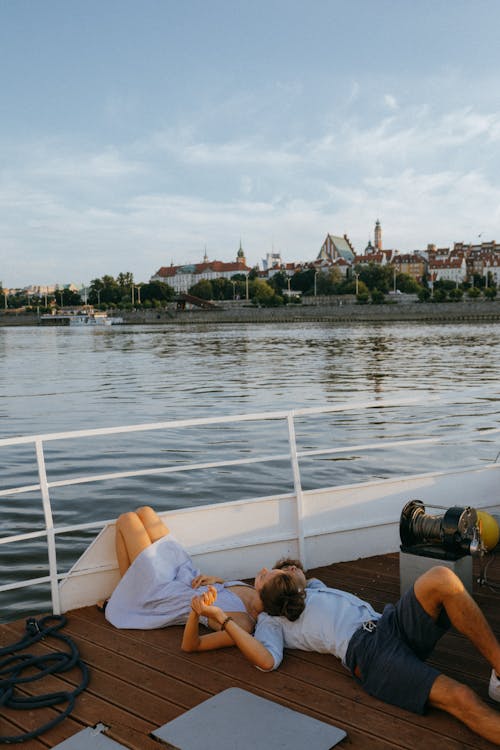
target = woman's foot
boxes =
[96,599,108,614]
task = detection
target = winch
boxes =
[400,500,483,559]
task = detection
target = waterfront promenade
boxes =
[2,298,500,326]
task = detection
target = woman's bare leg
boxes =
[115,510,155,577]
[135,505,170,543]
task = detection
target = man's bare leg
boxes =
[429,674,500,745]
[414,566,500,677]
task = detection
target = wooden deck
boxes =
[1,553,499,750]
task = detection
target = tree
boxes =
[355,263,393,293]
[396,273,421,294]
[371,289,385,304]
[467,287,481,299]
[211,278,234,300]
[484,287,497,300]
[189,279,213,300]
[249,278,281,306]
[432,288,448,303]
[89,276,121,305]
[418,288,431,302]
[267,271,288,294]
[139,281,175,304]
[448,288,464,302]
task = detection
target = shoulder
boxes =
[306,578,327,590]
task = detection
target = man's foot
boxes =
[489,669,500,702]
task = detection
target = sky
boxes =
[2,0,500,288]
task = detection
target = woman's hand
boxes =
[191,574,223,588]
[190,585,222,619]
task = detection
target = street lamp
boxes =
[393,266,397,293]
[354,272,359,296]
[245,274,249,301]
[230,280,236,300]
[314,270,318,297]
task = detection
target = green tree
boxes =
[315,268,343,295]
[139,281,175,304]
[189,279,213,299]
[396,273,421,294]
[448,288,464,302]
[484,287,497,300]
[211,278,234,300]
[267,271,288,294]
[355,262,393,293]
[467,286,481,299]
[432,288,448,303]
[249,278,280,305]
[371,288,385,304]
[418,288,431,302]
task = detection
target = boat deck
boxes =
[2,552,499,750]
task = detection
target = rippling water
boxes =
[1,321,500,619]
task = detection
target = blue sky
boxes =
[2,0,500,287]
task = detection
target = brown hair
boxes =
[260,572,306,622]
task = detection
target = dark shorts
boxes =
[345,587,450,715]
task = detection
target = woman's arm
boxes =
[181,588,274,670]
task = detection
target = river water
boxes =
[1,321,500,619]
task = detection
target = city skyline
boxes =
[2,1,500,287]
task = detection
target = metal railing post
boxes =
[35,439,61,614]
[287,413,306,567]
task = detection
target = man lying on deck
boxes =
[184,559,500,746]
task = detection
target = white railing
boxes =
[1,395,497,615]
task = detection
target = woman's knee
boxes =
[116,510,143,534]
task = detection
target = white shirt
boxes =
[254,579,381,669]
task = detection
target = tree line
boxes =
[1,264,497,311]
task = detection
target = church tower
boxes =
[237,239,246,266]
[374,220,382,251]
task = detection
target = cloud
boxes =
[4,101,500,286]
[384,94,399,111]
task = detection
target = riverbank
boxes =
[2,298,500,326]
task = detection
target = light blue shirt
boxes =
[254,579,381,670]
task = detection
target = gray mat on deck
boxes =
[153,687,347,749]
[52,725,128,749]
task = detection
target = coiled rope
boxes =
[0,614,89,744]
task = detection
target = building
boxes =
[316,234,355,264]
[392,253,427,283]
[151,246,251,294]
[428,256,467,286]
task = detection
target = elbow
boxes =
[257,654,276,671]
[181,641,197,653]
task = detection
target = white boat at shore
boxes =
[1,395,499,619]
[39,307,123,327]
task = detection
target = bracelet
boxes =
[220,616,233,631]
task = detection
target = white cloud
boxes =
[384,94,399,111]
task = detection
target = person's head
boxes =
[254,558,307,621]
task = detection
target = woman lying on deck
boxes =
[101,506,263,647]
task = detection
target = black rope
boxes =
[0,614,90,744]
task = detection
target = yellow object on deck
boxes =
[477,510,500,551]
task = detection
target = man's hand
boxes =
[191,574,223,588]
